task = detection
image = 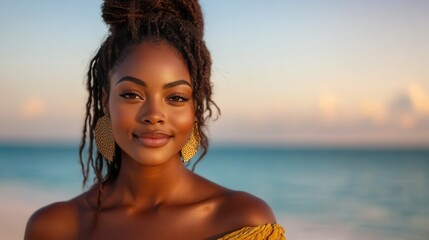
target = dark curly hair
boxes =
[78,0,219,228]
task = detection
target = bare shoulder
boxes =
[24,197,82,240]
[191,173,276,227]
[217,190,276,227]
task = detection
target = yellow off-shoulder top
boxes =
[218,223,286,240]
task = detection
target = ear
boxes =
[101,88,109,115]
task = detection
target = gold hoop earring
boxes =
[181,122,200,162]
[94,115,115,161]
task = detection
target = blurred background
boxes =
[0,0,428,239]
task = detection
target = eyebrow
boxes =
[116,76,147,87]
[116,76,192,89]
[163,79,192,89]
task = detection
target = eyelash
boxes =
[167,93,190,103]
[119,91,190,104]
[119,90,143,101]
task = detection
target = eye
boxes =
[119,90,143,101]
[167,93,190,104]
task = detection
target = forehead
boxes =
[111,41,191,83]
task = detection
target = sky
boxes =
[0,0,428,147]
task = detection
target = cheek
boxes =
[108,97,138,138]
[170,106,195,139]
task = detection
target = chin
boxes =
[121,148,181,166]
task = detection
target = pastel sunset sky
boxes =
[1,0,428,146]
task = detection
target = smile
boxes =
[133,131,172,148]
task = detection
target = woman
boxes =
[25,0,286,239]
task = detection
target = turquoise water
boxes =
[1,144,428,239]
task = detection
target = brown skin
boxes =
[24,41,276,240]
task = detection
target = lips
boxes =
[133,131,172,148]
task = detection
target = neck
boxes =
[105,152,193,209]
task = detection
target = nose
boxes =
[138,97,165,125]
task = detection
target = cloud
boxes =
[19,97,46,119]
[408,83,429,115]
[387,83,429,129]
[388,92,413,115]
[359,100,387,125]
[319,94,339,122]
[388,89,413,129]
[398,113,416,129]
[211,83,429,146]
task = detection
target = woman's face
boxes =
[106,41,194,166]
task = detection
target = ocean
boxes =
[0,144,428,240]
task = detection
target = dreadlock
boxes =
[78,0,219,229]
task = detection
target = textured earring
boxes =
[94,115,115,161]
[181,122,200,162]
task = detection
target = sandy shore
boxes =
[0,183,75,240]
